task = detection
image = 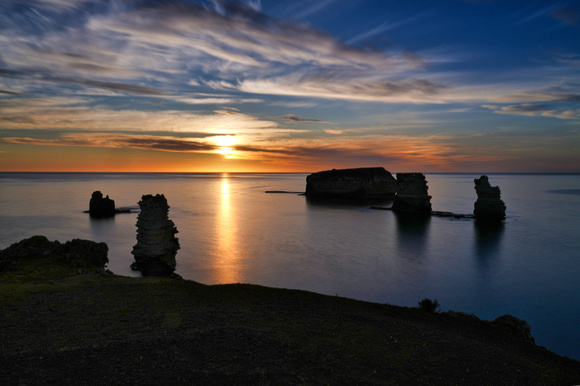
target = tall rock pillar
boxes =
[392,173,432,215]
[473,175,506,220]
[131,194,180,276]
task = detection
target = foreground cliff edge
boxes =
[1,237,580,385]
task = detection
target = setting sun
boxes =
[212,135,237,159]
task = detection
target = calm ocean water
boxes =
[1,172,579,359]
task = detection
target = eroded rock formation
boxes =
[305,167,397,199]
[131,194,179,276]
[392,173,432,215]
[492,315,535,343]
[89,191,116,218]
[0,235,109,273]
[473,175,506,220]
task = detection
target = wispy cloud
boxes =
[1,0,577,108]
[0,97,279,133]
[290,0,337,19]
[0,133,220,152]
[171,96,264,105]
[271,115,329,123]
[481,81,580,119]
[0,69,170,96]
[269,101,318,108]
[513,4,556,26]
[0,0,431,103]
[482,104,580,119]
[494,82,580,103]
[346,13,427,45]
[551,5,580,27]
[0,89,19,95]
[239,76,447,103]
[236,133,516,171]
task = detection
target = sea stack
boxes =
[305,167,397,199]
[473,175,506,220]
[392,173,432,215]
[88,191,116,218]
[131,194,180,276]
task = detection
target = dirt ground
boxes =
[1,272,580,385]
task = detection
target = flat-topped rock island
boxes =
[305,167,397,199]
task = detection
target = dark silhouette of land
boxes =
[1,237,580,385]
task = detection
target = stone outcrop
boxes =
[492,315,535,343]
[392,173,432,214]
[89,191,116,218]
[131,194,180,276]
[473,175,506,220]
[0,235,108,273]
[305,167,397,199]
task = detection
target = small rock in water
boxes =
[88,191,116,218]
[473,175,506,220]
[131,194,180,276]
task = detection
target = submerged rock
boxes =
[305,167,397,199]
[392,173,432,215]
[131,194,180,276]
[89,191,116,218]
[473,175,506,220]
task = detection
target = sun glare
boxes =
[212,135,237,159]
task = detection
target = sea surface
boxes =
[1,172,579,359]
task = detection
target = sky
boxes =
[1,0,579,173]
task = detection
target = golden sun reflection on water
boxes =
[213,174,242,283]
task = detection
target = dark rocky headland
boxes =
[1,236,580,385]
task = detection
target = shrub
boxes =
[418,298,441,313]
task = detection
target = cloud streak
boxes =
[239,76,447,103]
[271,115,329,123]
[482,104,580,120]
[0,69,170,96]
[0,97,279,134]
[551,5,580,27]
[0,133,219,153]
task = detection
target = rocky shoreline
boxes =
[1,236,580,384]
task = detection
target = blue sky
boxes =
[1,0,579,172]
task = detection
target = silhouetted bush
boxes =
[418,298,441,313]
